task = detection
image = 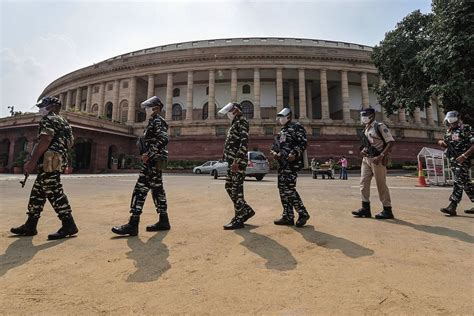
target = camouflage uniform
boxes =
[223,115,254,222]
[27,112,74,219]
[444,124,474,204]
[275,121,309,220]
[130,114,169,216]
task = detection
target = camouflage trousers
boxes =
[450,161,474,204]
[225,168,254,222]
[27,168,72,219]
[278,169,308,220]
[130,166,167,216]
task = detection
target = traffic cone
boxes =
[415,160,428,187]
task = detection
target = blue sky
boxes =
[0,0,431,117]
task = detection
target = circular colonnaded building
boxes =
[0,37,445,172]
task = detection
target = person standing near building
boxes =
[271,106,310,227]
[10,97,78,240]
[339,155,348,180]
[352,106,395,219]
[437,111,473,216]
[219,102,255,230]
[112,96,170,236]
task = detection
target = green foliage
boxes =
[166,160,206,170]
[13,151,28,167]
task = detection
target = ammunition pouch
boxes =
[42,151,63,172]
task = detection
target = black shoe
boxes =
[146,213,171,231]
[223,219,244,230]
[10,215,39,236]
[440,202,457,216]
[352,202,372,218]
[274,216,294,226]
[375,206,395,220]
[112,215,139,236]
[48,215,79,240]
[464,207,474,214]
[295,213,310,227]
[242,210,255,223]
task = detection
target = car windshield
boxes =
[249,152,266,161]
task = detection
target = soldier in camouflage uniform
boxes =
[10,97,78,240]
[219,102,255,230]
[112,96,170,236]
[437,111,474,216]
[271,106,310,227]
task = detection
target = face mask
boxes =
[146,107,154,117]
[227,112,235,120]
[361,116,371,124]
[39,107,50,117]
[446,117,458,124]
[279,116,289,125]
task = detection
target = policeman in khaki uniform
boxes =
[112,96,170,236]
[218,102,255,230]
[352,107,395,220]
[11,97,78,240]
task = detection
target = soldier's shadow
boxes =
[384,219,474,244]
[0,236,65,278]
[293,225,374,258]
[125,231,171,283]
[234,225,297,271]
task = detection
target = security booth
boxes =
[417,147,452,186]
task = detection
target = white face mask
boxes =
[279,116,289,125]
[39,107,50,117]
[361,116,371,124]
[146,107,154,117]
[227,112,235,120]
[446,117,458,124]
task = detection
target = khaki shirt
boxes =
[364,121,394,152]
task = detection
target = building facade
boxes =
[0,38,445,172]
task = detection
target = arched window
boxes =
[241,101,254,119]
[120,100,128,123]
[91,104,99,114]
[173,88,180,97]
[242,84,251,94]
[105,102,113,120]
[172,103,183,121]
[202,102,209,120]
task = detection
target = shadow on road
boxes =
[125,231,170,283]
[385,219,474,244]
[293,225,374,258]
[235,224,297,271]
[0,236,66,277]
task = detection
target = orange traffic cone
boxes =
[415,160,429,187]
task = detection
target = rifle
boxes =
[444,140,458,160]
[136,137,168,170]
[19,143,38,188]
[271,136,289,169]
[358,130,381,158]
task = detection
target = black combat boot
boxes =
[223,218,244,230]
[440,201,457,216]
[295,213,310,227]
[274,216,294,226]
[48,214,79,240]
[242,209,255,223]
[10,215,39,236]
[352,202,372,218]
[112,215,139,236]
[375,206,395,220]
[146,213,171,231]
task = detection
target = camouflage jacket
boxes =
[144,114,169,160]
[223,115,249,169]
[444,124,473,161]
[37,112,74,166]
[277,121,307,171]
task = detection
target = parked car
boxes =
[193,161,219,174]
[211,151,270,181]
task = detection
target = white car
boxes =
[193,161,219,174]
[211,151,270,181]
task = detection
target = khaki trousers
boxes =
[360,157,391,207]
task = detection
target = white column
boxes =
[341,70,352,123]
[127,77,136,124]
[66,90,72,111]
[306,81,313,120]
[98,83,105,117]
[231,68,238,103]
[298,68,307,119]
[426,98,435,126]
[253,68,261,119]
[398,108,406,125]
[145,74,155,121]
[208,69,216,120]
[288,81,295,111]
[320,69,330,120]
[361,72,369,108]
[86,85,92,113]
[414,107,422,125]
[59,93,65,110]
[75,87,81,112]
[113,80,120,121]
[276,68,283,113]
[165,73,173,121]
[435,97,445,126]
[186,71,194,121]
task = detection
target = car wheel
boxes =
[213,170,218,179]
[256,175,264,181]
[196,169,201,174]
[312,172,316,179]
